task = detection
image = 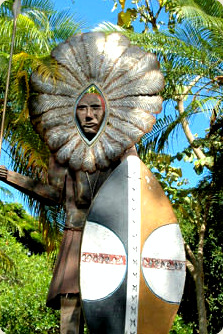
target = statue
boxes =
[0,32,186,334]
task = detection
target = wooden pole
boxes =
[0,0,21,159]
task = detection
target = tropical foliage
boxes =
[0,201,60,333]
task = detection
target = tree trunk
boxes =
[177,99,206,161]
[185,221,208,334]
[195,262,208,334]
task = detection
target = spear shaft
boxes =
[0,0,21,159]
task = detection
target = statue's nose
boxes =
[86,107,94,119]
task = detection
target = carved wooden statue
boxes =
[0,32,186,334]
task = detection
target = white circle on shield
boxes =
[80,222,127,301]
[141,224,186,304]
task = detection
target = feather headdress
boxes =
[29,32,164,172]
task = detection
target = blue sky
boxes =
[54,0,162,32]
[68,0,118,29]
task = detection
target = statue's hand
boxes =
[0,165,8,180]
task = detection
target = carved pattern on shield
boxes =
[29,32,164,172]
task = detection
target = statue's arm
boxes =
[0,165,61,205]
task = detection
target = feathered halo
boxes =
[29,32,164,173]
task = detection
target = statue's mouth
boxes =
[83,123,98,129]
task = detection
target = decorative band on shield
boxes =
[81,252,126,265]
[142,257,186,270]
[141,224,186,304]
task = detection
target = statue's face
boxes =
[76,94,105,140]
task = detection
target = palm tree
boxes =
[0,0,82,160]
[0,0,83,246]
[104,0,223,159]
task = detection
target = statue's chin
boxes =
[81,126,99,141]
[83,132,97,141]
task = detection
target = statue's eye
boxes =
[77,105,87,110]
[91,104,102,110]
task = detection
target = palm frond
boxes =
[38,204,64,253]
[0,0,83,55]
[126,28,222,76]
[93,21,125,32]
[140,114,174,148]
[174,0,223,28]
[0,249,15,277]
[0,185,14,199]
[5,119,50,180]
[49,9,83,43]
